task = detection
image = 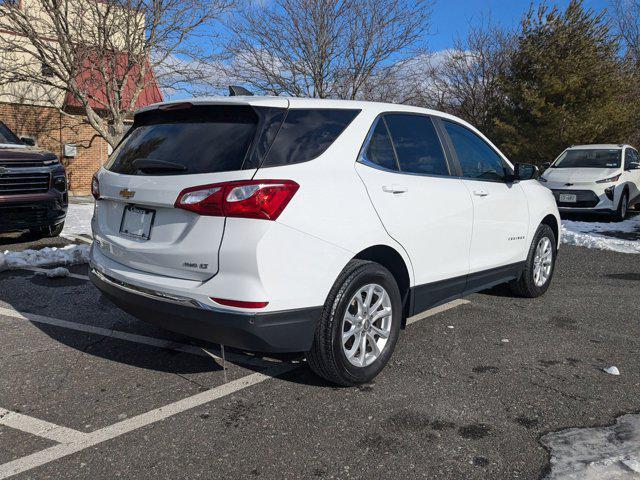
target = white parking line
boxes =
[19,267,89,281]
[0,307,277,369]
[0,364,294,479]
[406,299,471,326]
[0,409,86,444]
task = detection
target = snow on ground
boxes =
[62,202,94,237]
[0,244,90,271]
[561,215,640,254]
[542,414,640,479]
[36,266,71,278]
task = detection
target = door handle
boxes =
[382,185,408,194]
[473,189,489,197]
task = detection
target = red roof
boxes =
[64,52,163,111]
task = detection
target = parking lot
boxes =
[0,238,638,479]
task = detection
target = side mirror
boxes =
[514,163,538,181]
[628,162,640,170]
[20,137,36,147]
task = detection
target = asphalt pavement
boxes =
[0,244,638,479]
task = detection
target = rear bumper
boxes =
[89,268,321,353]
[0,192,67,233]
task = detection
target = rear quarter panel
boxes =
[250,107,416,306]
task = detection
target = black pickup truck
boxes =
[0,121,68,238]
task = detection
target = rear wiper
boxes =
[133,158,188,174]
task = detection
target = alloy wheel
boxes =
[341,283,393,368]
[533,237,553,287]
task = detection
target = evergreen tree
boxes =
[494,0,632,165]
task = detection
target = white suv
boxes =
[89,96,560,385]
[540,144,640,220]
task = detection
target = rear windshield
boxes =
[106,105,359,175]
[261,109,360,167]
[0,121,21,145]
[553,149,622,169]
[106,106,262,175]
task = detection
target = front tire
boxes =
[614,191,629,221]
[307,260,402,386]
[509,224,557,298]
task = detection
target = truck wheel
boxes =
[307,260,402,386]
[509,224,557,298]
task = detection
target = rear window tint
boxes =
[262,109,360,167]
[106,106,261,176]
[384,114,449,176]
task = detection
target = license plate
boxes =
[120,205,155,240]
[559,193,577,203]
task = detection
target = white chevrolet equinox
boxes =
[90,96,560,386]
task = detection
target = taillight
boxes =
[175,180,299,220]
[91,174,100,200]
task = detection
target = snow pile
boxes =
[36,267,71,278]
[62,203,94,237]
[0,244,90,271]
[542,414,640,479]
[561,215,640,254]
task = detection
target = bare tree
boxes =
[420,20,512,134]
[225,0,432,100]
[611,0,640,145]
[612,0,640,65]
[0,0,233,147]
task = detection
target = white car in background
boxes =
[89,96,560,386]
[540,144,640,220]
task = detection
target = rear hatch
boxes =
[93,98,289,281]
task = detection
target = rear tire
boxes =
[614,191,629,221]
[509,224,557,298]
[307,260,402,386]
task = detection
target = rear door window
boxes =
[383,114,449,176]
[361,118,399,171]
[106,105,262,175]
[262,109,360,167]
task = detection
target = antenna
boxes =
[229,86,253,97]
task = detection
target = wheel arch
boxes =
[352,245,412,325]
[540,214,559,247]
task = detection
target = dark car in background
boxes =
[0,121,68,238]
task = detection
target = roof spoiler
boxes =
[229,86,253,96]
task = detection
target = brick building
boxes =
[0,0,163,196]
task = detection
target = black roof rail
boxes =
[229,86,253,96]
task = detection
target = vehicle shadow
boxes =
[26,315,329,386]
[0,230,73,249]
[0,270,340,387]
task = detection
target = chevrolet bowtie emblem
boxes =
[119,188,135,199]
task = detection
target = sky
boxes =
[428,0,612,51]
